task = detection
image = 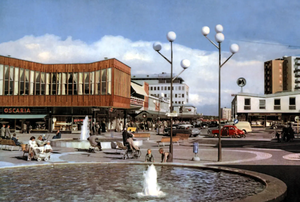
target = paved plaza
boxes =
[1,128,300,201]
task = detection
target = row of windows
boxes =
[150,93,185,98]
[150,86,185,91]
[0,64,112,96]
[244,97,296,110]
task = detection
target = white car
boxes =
[172,124,201,137]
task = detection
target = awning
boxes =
[0,114,47,119]
[131,82,148,96]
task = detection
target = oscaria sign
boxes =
[4,108,31,114]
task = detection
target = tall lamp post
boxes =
[153,31,190,159]
[202,25,239,162]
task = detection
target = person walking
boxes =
[5,125,12,139]
[0,124,5,139]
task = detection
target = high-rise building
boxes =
[131,72,189,105]
[264,56,300,94]
[264,58,283,94]
[221,107,231,121]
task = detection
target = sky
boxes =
[1,0,300,115]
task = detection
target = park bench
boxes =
[157,136,180,147]
[133,133,151,140]
[176,133,190,141]
[0,139,21,151]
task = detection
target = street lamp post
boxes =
[153,32,190,159]
[202,25,239,162]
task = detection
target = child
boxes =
[145,149,154,162]
[159,148,173,163]
[44,141,53,153]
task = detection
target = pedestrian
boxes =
[36,135,47,146]
[11,133,22,146]
[159,148,173,163]
[145,149,154,162]
[0,124,5,139]
[52,130,62,139]
[101,121,106,133]
[5,125,12,139]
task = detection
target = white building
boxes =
[131,72,189,105]
[221,108,231,121]
[231,91,300,127]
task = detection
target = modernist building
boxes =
[231,91,300,127]
[131,72,189,105]
[221,107,232,121]
[264,56,300,94]
[0,55,131,133]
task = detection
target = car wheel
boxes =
[243,129,247,134]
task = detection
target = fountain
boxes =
[0,163,286,201]
[137,164,166,197]
[80,116,90,141]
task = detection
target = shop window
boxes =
[25,69,29,95]
[67,73,73,95]
[29,70,34,95]
[78,72,83,95]
[35,71,40,95]
[51,73,57,95]
[0,64,4,95]
[244,98,251,110]
[289,97,296,110]
[84,72,89,95]
[45,73,50,95]
[19,68,24,95]
[41,72,45,95]
[274,99,281,110]
[101,69,107,94]
[14,67,19,95]
[259,99,265,109]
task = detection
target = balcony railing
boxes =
[244,105,251,110]
[289,105,296,110]
[274,106,281,110]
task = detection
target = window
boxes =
[101,69,107,94]
[0,65,4,95]
[168,87,170,90]
[175,101,177,104]
[178,86,181,90]
[14,67,19,95]
[150,87,153,91]
[78,72,83,95]
[40,72,45,95]
[46,73,50,95]
[157,87,160,90]
[182,94,184,98]
[67,73,73,95]
[164,87,167,90]
[74,73,78,95]
[61,73,66,95]
[25,70,29,95]
[182,86,185,91]
[244,98,251,110]
[175,94,177,98]
[84,72,89,95]
[91,72,95,94]
[51,73,57,95]
[35,71,40,95]
[19,68,24,95]
[107,68,111,95]
[29,70,34,95]
[259,99,266,109]
[95,71,100,95]
[274,99,281,110]
[57,73,61,95]
[289,97,296,110]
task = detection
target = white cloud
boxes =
[1,34,300,115]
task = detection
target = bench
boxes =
[176,133,190,141]
[133,133,150,140]
[157,137,180,146]
[0,139,21,151]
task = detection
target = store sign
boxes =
[4,108,31,114]
[130,98,143,106]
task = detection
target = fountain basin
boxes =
[51,138,143,149]
[0,162,286,202]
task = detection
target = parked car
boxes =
[208,125,245,138]
[234,121,252,134]
[164,124,179,134]
[168,124,201,137]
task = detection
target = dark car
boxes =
[167,124,201,137]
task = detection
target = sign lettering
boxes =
[4,108,31,114]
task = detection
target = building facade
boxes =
[131,72,189,105]
[0,55,131,133]
[221,107,231,121]
[231,91,300,127]
[264,56,300,94]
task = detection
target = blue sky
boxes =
[1,0,300,115]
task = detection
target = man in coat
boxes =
[0,124,5,139]
[5,125,12,139]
